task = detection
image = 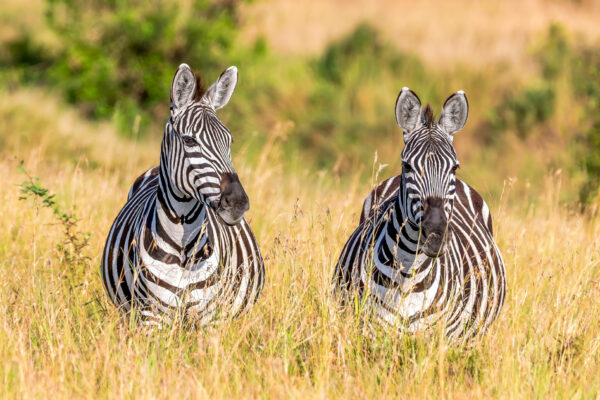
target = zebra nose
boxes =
[217,173,249,225]
[422,197,447,235]
[421,197,448,257]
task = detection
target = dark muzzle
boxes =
[421,197,448,257]
[214,173,249,225]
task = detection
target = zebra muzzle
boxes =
[421,197,448,257]
[215,172,249,225]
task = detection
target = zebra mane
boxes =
[192,72,206,101]
[421,104,435,128]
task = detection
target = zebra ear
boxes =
[395,87,422,141]
[439,91,468,138]
[204,66,238,110]
[170,63,196,112]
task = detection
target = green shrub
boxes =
[516,23,600,204]
[572,47,600,203]
[289,23,428,172]
[489,84,555,138]
[313,23,385,85]
[3,0,249,136]
[536,23,569,80]
[486,24,571,140]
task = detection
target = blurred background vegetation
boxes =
[2,1,600,397]
[1,0,600,205]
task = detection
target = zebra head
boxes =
[395,88,469,257]
[163,63,249,225]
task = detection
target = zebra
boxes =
[101,64,264,325]
[333,88,506,342]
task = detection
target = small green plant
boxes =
[17,162,91,268]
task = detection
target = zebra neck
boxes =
[154,169,212,252]
[372,176,428,272]
[374,199,426,272]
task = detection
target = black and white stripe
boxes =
[334,88,506,341]
[101,65,264,325]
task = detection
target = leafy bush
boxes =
[3,0,249,135]
[536,23,569,80]
[288,23,428,172]
[489,84,555,138]
[510,24,600,204]
[313,23,386,85]
[482,23,600,204]
[487,25,571,140]
[572,47,600,203]
[533,23,600,203]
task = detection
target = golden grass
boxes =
[241,0,600,68]
[7,0,600,70]
[1,87,599,398]
[5,0,600,70]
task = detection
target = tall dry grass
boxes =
[241,0,600,68]
[1,86,599,398]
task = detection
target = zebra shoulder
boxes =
[360,175,402,224]
[128,167,160,200]
[455,179,494,235]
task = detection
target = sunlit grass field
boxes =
[242,0,600,66]
[1,0,600,396]
[1,85,599,398]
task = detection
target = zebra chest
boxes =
[179,240,218,271]
[373,234,438,286]
[138,227,223,307]
[371,218,425,274]
[367,220,453,319]
[140,220,220,274]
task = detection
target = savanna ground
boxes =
[1,0,600,398]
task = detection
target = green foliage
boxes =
[3,0,248,135]
[0,32,49,72]
[482,23,600,204]
[531,23,600,204]
[573,47,600,203]
[536,23,569,80]
[526,23,600,203]
[314,23,385,84]
[288,23,428,172]
[489,84,555,138]
[487,24,570,140]
[17,161,90,268]
[45,0,245,134]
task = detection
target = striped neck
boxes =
[155,125,212,251]
[155,169,211,251]
[398,174,421,231]
[373,175,429,270]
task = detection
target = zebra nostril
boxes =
[221,196,230,207]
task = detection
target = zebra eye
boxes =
[452,164,460,173]
[402,162,413,173]
[182,136,198,147]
